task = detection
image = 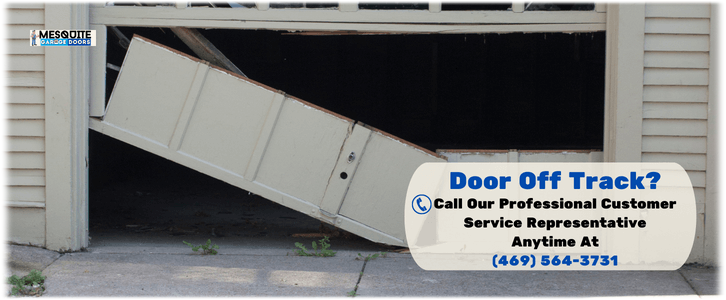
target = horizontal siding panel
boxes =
[7,169,45,177]
[644,52,709,69]
[7,136,45,152]
[6,87,44,104]
[7,201,45,208]
[642,136,707,154]
[7,186,45,202]
[687,171,706,188]
[643,102,708,119]
[7,207,45,246]
[7,152,45,169]
[7,55,44,71]
[6,71,44,87]
[8,175,45,186]
[642,119,707,137]
[644,34,709,52]
[6,9,44,25]
[643,68,708,86]
[7,103,44,119]
[645,18,710,34]
[7,25,41,39]
[641,153,706,171]
[8,119,45,136]
[645,4,710,18]
[7,39,44,54]
[643,86,707,103]
[6,3,44,9]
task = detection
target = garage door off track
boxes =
[90,35,445,246]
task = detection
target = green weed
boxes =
[294,236,337,257]
[7,269,46,296]
[356,251,388,261]
[348,252,388,297]
[183,239,219,255]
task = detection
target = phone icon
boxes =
[412,194,431,214]
[416,197,427,212]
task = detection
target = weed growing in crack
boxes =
[183,239,219,255]
[7,269,46,296]
[356,251,388,261]
[294,236,336,257]
[348,252,388,297]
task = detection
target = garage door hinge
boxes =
[318,209,338,223]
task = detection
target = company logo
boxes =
[30,30,96,47]
[411,194,432,215]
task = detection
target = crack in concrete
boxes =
[350,258,369,296]
[677,268,701,297]
[46,253,64,272]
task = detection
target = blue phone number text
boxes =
[492,255,618,268]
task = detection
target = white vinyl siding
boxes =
[641,3,710,263]
[6,4,46,246]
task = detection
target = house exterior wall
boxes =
[6,3,47,247]
[5,2,718,265]
[5,3,90,251]
[640,3,713,264]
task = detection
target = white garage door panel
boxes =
[179,68,277,175]
[104,38,200,147]
[340,129,446,241]
[92,35,446,247]
[254,98,353,207]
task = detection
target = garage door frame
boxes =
[43,3,650,251]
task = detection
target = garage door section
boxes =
[90,35,445,246]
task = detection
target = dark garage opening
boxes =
[106,28,606,151]
[88,130,383,250]
[92,27,605,247]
